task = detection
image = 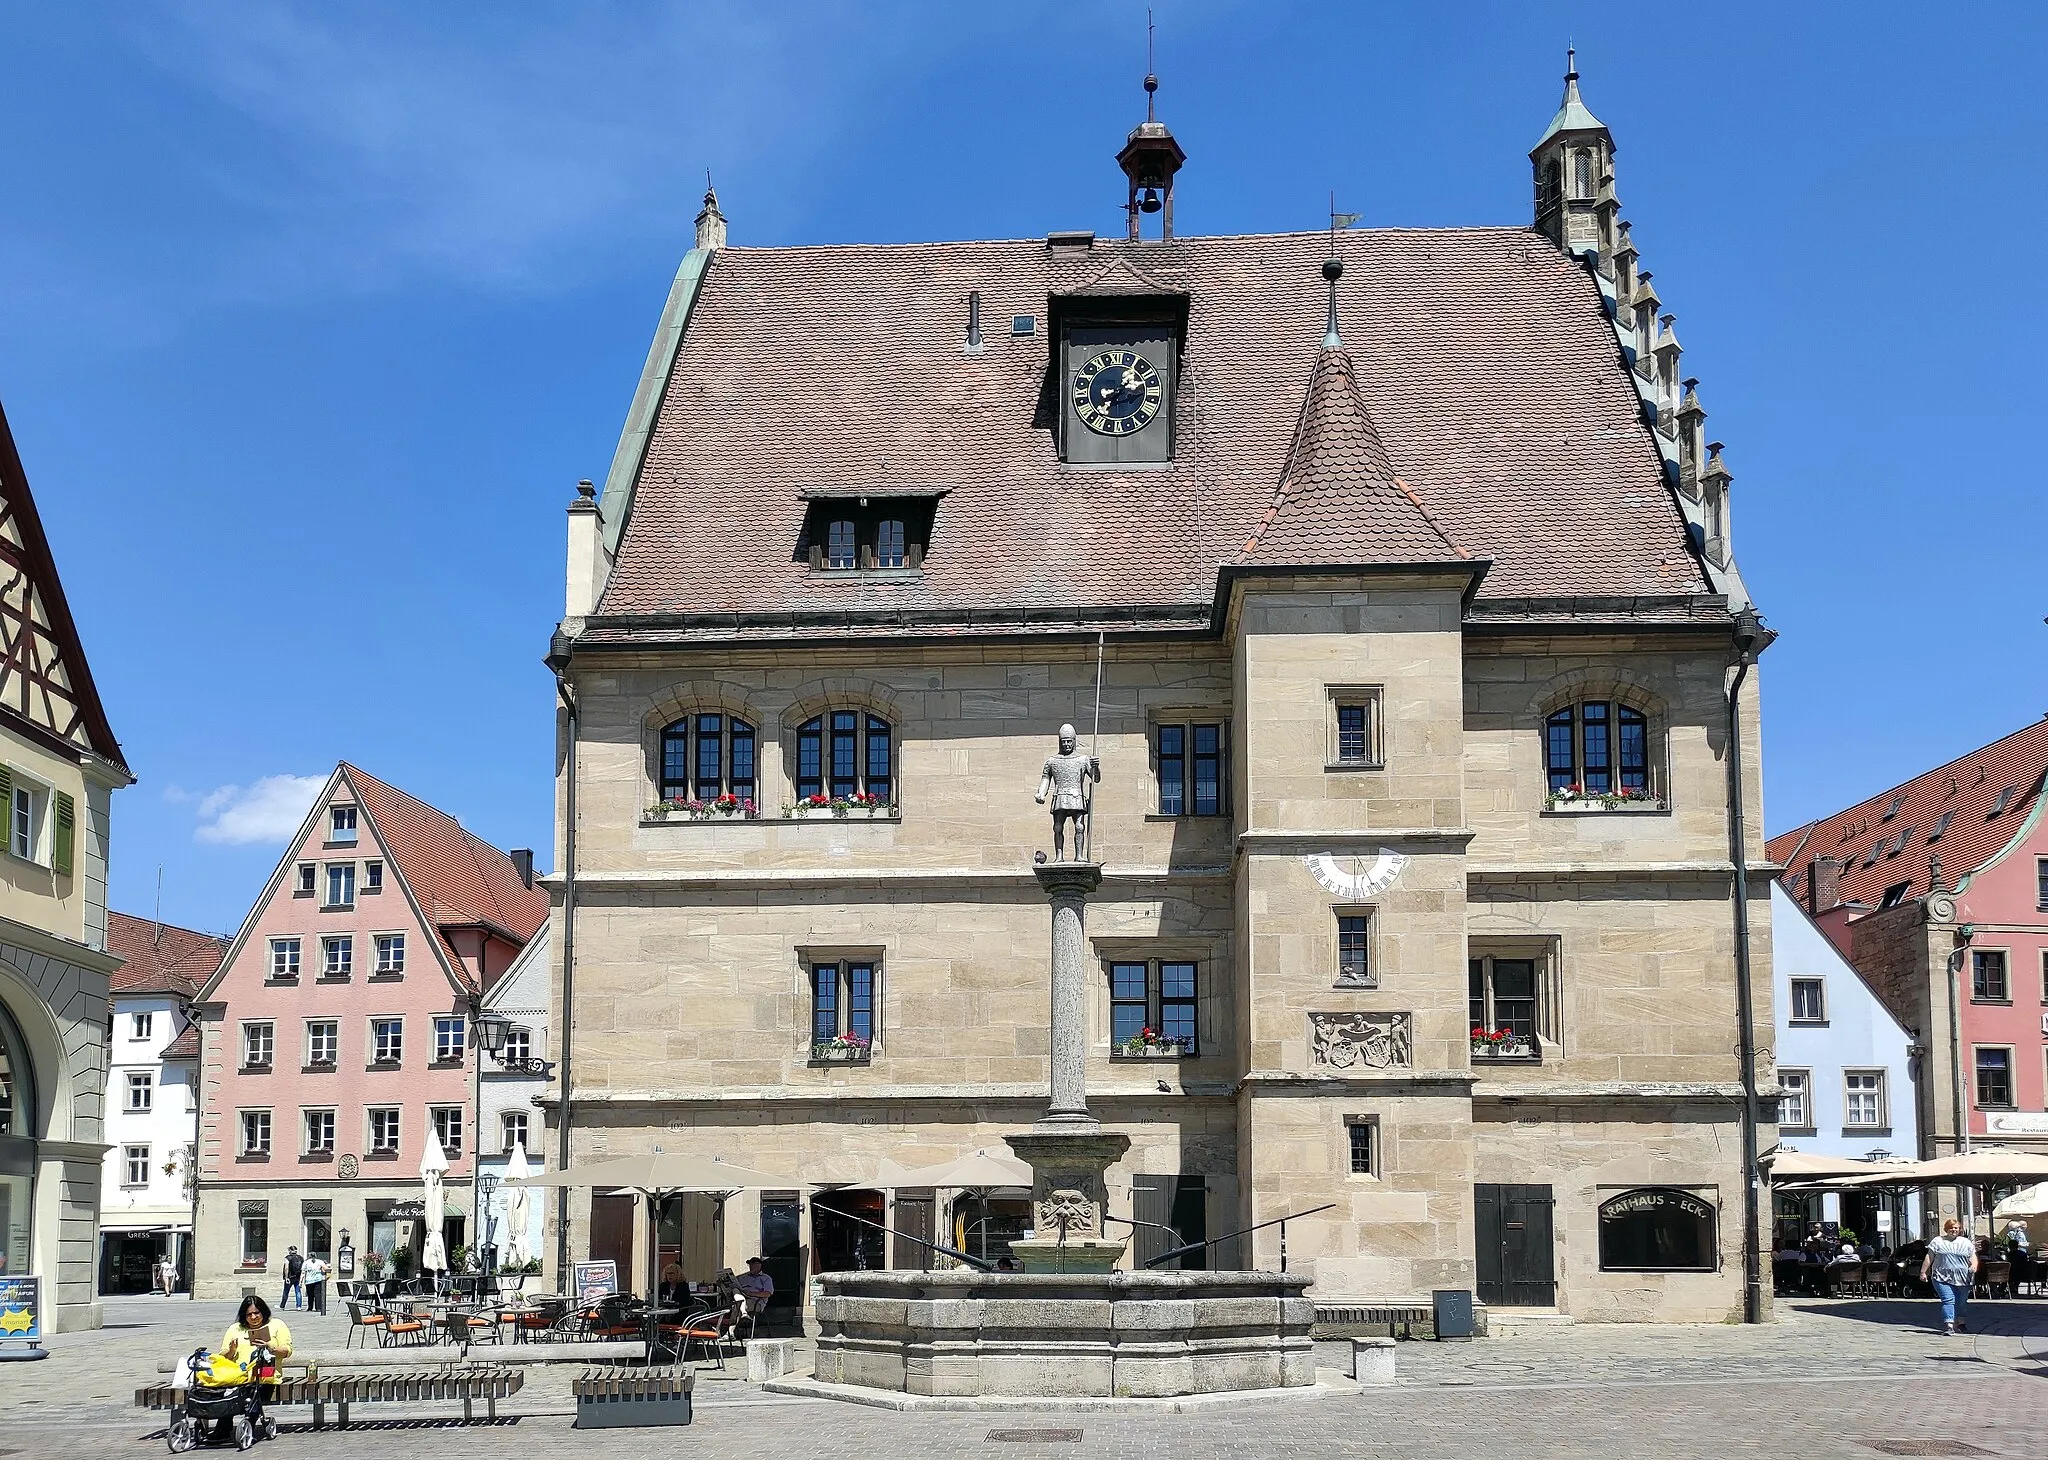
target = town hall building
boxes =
[541,60,1776,1323]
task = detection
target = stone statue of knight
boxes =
[1036,723,1101,863]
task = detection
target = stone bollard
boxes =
[746,1338,798,1384]
[1350,1336,1396,1385]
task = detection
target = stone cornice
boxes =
[548,1083,1238,1108]
[540,864,1232,893]
[1235,829,1476,850]
[1468,861,1783,884]
[0,914,124,974]
[1472,1081,1748,1100]
[1236,1070,1478,1091]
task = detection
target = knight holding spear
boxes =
[1036,723,1100,864]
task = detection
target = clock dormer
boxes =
[1050,271,1188,467]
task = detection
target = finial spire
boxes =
[1566,41,1576,80]
[1144,9,1158,121]
[1322,193,1345,348]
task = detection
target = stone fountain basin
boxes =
[812,1268,1316,1399]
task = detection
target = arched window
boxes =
[795,711,893,804]
[0,997,35,1138]
[826,520,857,570]
[0,998,38,1278]
[1598,1188,1717,1271]
[659,714,756,804]
[1545,699,1652,798]
[875,520,907,568]
[1573,149,1594,200]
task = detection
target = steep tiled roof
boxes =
[1768,718,2048,915]
[342,764,549,986]
[1236,345,1469,571]
[591,228,1711,636]
[108,910,228,998]
[160,1023,200,1060]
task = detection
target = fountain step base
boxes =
[811,1269,1316,1400]
[765,1371,1362,1412]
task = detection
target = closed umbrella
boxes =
[502,1142,532,1269]
[419,1129,450,1279]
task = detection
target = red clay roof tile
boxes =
[108,910,229,998]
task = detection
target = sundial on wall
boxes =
[1304,848,1408,900]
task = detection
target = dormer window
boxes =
[801,493,938,573]
[329,805,358,844]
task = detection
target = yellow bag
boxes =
[195,1352,253,1388]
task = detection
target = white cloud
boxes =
[189,774,328,845]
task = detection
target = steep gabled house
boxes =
[0,397,133,1332]
[190,764,545,1297]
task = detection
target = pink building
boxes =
[191,764,546,1297]
[1771,720,2048,1185]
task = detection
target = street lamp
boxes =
[469,1009,514,1291]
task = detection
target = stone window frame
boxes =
[797,944,884,1063]
[639,687,770,816]
[502,1110,529,1155]
[1841,1068,1888,1133]
[304,1018,339,1070]
[374,932,407,978]
[1970,947,2012,1005]
[1343,1115,1379,1180]
[1331,905,1377,990]
[369,1014,404,1068]
[239,1019,275,1072]
[1147,708,1230,820]
[122,1142,150,1188]
[1324,685,1385,771]
[2039,948,2048,1005]
[239,1207,269,1268]
[126,1068,153,1112]
[366,1104,402,1156]
[268,936,301,983]
[1777,1068,1814,1134]
[1467,935,1563,1056]
[1092,936,1216,1057]
[1787,976,1827,1024]
[238,1107,272,1160]
[302,1106,336,1158]
[1529,672,1671,813]
[429,1103,465,1158]
[1973,1045,2016,1110]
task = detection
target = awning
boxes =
[100,1222,191,1234]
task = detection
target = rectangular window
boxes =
[124,1144,150,1186]
[306,1020,338,1067]
[1545,709,1576,792]
[1547,702,1653,799]
[372,1017,403,1065]
[1843,1069,1886,1129]
[2037,857,2048,909]
[269,937,301,980]
[1327,687,1383,767]
[1972,950,2010,1002]
[364,860,383,893]
[241,1214,268,1266]
[876,518,907,568]
[10,782,37,860]
[1779,1069,1811,1130]
[241,1021,274,1070]
[830,711,858,798]
[502,1111,529,1155]
[329,805,357,843]
[1789,978,1826,1022]
[130,1012,152,1040]
[502,1026,530,1065]
[810,959,876,1055]
[375,934,405,974]
[1155,722,1225,816]
[1336,704,1369,763]
[2041,949,2048,1005]
[1109,959,1198,1054]
[1468,949,1549,1053]
[1336,914,1372,987]
[1346,1118,1375,1176]
[323,935,353,978]
[127,1070,153,1112]
[325,863,355,908]
[826,518,856,570]
[303,1109,335,1155]
[431,1106,463,1158]
[434,1016,466,1063]
[296,863,316,896]
[1976,1048,2014,1108]
[368,1107,400,1154]
[240,1110,272,1157]
[1581,700,1611,794]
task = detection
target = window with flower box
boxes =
[1543,699,1658,808]
[371,1017,403,1066]
[1467,942,1558,1058]
[431,1105,464,1157]
[368,1106,401,1155]
[269,937,301,982]
[241,1021,274,1071]
[303,1108,335,1157]
[1109,960,1197,1056]
[306,1020,338,1068]
[375,933,405,975]
[810,958,876,1061]
[434,1016,466,1064]
[792,712,893,809]
[240,1109,272,1158]
[656,713,758,815]
[322,935,353,979]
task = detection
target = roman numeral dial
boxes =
[1072,349,1163,436]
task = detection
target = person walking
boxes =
[1921,1218,1979,1334]
[302,1253,328,1316]
[280,1245,304,1310]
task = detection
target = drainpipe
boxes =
[545,629,578,1294]
[186,1005,202,1301]
[1725,606,1764,1324]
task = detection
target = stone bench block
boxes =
[1351,1336,1396,1385]
[745,1339,798,1383]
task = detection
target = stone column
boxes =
[1035,862,1101,1124]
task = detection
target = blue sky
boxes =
[1,2,2043,933]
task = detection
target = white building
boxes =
[478,921,547,1269]
[98,913,225,1292]
[1770,882,1922,1245]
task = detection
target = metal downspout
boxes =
[1726,607,1764,1324]
[547,631,578,1292]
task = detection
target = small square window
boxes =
[1326,686,1383,768]
[368,1107,401,1154]
[123,1144,150,1187]
[1972,950,2010,1003]
[502,1027,531,1066]
[323,936,353,978]
[1843,1069,1886,1129]
[1345,1117,1376,1176]
[364,860,383,893]
[1335,914,1372,988]
[296,864,317,896]
[126,1070,153,1112]
[1011,314,1037,336]
[269,937,301,980]
[240,1110,272,1157]
[329,805,358,844]
[1789,978,1826,1023]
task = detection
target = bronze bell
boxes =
[1139,186,1162,214]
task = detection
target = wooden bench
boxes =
[572,1366,693,1429]
[136,1368,524,1430]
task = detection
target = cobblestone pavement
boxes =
[1,1294,2042,1458]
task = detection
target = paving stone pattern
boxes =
[2,1294,2043,1458]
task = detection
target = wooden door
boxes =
[588,1192,636,1292]
[1475,1183,1556,1307]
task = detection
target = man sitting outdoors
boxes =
[735,1256,774,1328]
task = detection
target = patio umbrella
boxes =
[507,1148,802,1302]
[1762,1149,1891,1182]
[419,1128,449,1278]
[883,1148,1034,1265]
[1834,1150,2048,1187]
[501,1142,532,1269]
[1992,1181,2048,1221]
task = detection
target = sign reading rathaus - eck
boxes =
[540,60,1772,1325]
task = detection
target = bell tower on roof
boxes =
[1117,66,1185,242]
[1531,47,1615,259]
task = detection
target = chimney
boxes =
[510,849,535,890]
[565,479,608,619]
[1807,855,1843,914]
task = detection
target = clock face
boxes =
[1072,349,1163,436]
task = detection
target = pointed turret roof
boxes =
[1236,346,1470,570]
[1533,49,1608,150]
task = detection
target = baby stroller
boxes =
[165,1345,279,1452]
